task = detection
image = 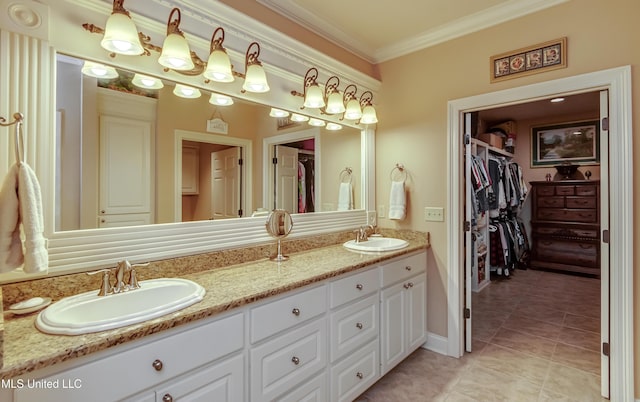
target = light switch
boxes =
[424,207,444,222]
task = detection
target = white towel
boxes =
[388,180,406,220]
[0,162,48,274]
[337,182,353,211]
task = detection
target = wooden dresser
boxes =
[529,180,600,276]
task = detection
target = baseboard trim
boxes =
[421,332,448,356]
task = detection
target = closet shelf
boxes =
[471,138,514,158]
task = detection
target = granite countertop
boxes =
[0,235,428,380]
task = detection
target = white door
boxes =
[463,112,473,352]
[275,145,299,213]
[99,115,152,226]
[211,147,241,219]
[598,89,610,399]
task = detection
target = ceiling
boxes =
[256,0,569,63]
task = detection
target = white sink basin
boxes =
[343,237,409,252]
[36,278,205,335]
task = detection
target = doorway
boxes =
[447,67,634,401]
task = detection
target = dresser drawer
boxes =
[566,197,597,209]
[250,319,327,402]
[537,197,564,208]
[329,267,379,309]
[534,239,599,267]
[575,185,598,196]
[250,285,326,343]
[536,208,598,223]
[555,185,575,195]
[330,339,379,402]
[536,186,555,196]
[532,225,599,239]
[330,293,378,362]
[381,252,427,288]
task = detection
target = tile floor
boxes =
[356,268,606,401]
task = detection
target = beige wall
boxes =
[375,0,638,394]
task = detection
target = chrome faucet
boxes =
[354,225,375,243]
[87,260,149,296]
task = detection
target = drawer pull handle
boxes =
[356,372,364,379]
[162,394,173,402]
[291,356,300,365]
[579,244,594,249]
[405,266,412,271]
[356,322,363,330]
[292,308,300,316]
[152,359,163,371]
[356,283,363,290]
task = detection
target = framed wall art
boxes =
[490,37,567,83]
[531,119,600,167]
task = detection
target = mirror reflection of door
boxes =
[211,147,242,219]
[274,141,316,214]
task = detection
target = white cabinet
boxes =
[330,339,379,402]
[182,146,199,195]
[380,253,427,375]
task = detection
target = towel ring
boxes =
[0,112,25,164]
[390,163,407,182]
[339,167,352,184]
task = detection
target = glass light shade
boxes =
[159,33,195,71]
[269,108,290,118]
[173,84,201,98]
[242,64,269,93]
[326,122,342,131]
[131,74,164,89]
[290,113,309,122]
[209,93,234,106]
[203,49,234,82]
[81,61,118,79]
[325,91,345,114]
[308,118,325,127]
[360,105,378,124]
[101,12,144,56]
[344,98,363,120]
[303,84,325,108]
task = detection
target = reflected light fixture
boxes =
[326,122,342,131]
[343,84,362,120]
[242,42,270,93]
[203,27,234,83]
[158,8,195,71]
[324,76,345,114]
[209,93,234,106]
[301,68,325,109]
[100,0,144,56]
[173,84,201,98]
[290,113,309,122]
[131,73,164,89]
[308,118,325,127]
[269,108,290,118]
[81,61,119,79]
[359,91,378,124]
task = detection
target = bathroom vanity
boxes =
[1,236,428,402]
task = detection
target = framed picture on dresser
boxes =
[530,119,600,167]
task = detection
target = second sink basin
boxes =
[343,237,409,252]
[36,278,205,335]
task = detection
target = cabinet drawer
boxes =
[381,252,427,288]
[536,186,555,196]
[532,226,599,239]
[330,339,379,402]
[555,186,575,195]
[278,372,327,402]
[15,313,244,402]
[250,319,327,402]
[565,197,597,209]
[534,239,599,267]
[330,293,378,362]
[575,185,597,196]
[250,285,326,343]
[536,208,598,223]
[329,267,379,309]
[537,197,564,208]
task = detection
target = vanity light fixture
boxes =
[359,91,378,124]
[301,68,325,109]
[308,118,325,127]
[100,0,144,56]
[290,113,309,122]
[173,84,201,98]
[269,108,290,118]
[323,76,345,114]
[81,61,119,79]
[241,42,270,93]
[203,27,234,83]
[158,8,195,71]
[326,122,342,131]
[209,93,234,106]
[343,84,362,120]
[131,73,164,89]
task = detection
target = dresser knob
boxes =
[408,282,414,288]
[356,322,363,329]
[162,394,173,402]
[356,283,363,290]
[291,356,300,365]
[356,372,364,379]
[404,283,410,289]
[292,308,300,316]
[152,359,163,371]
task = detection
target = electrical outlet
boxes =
[377,205,385,218]
[424,207,444,222]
